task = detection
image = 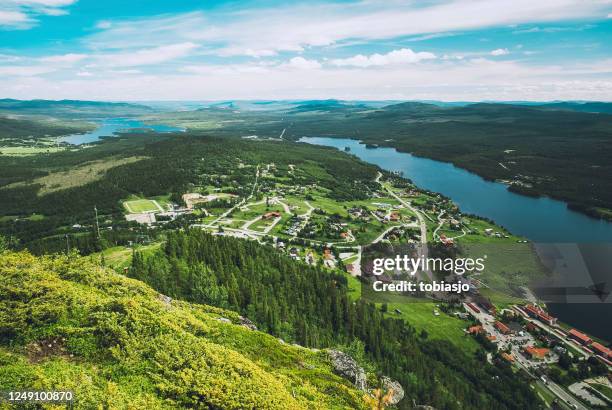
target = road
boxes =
[378,174,431,280]
[547,380,589,410]
[208,165,260,227]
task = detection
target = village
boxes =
[464,299,611,409]
[119,162,520,275]
[117,161,612,409]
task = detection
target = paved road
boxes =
[380,179,431,281]
[209,165,260,227]
[547,380,589,410]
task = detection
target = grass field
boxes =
[343,274,477,353]
[0,146,66,156]
[124,198,161,213]
[5,156,146,194]
[386,301,478,353]
[94,243,162,271]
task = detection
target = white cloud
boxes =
[96,20,112,29]
[40,53,87,64]
[331,48,436,67]
[84,1,612,56]
[0,65,56,76]
[0,0,77,28]
[4,56,612,102]
[282,57,322,70]
[490,48,510,56]
[95,42,199,67]
[0,10,30,27]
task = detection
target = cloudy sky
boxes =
[0,0,611,101]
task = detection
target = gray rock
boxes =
[238,315,258,331]
[327,349,367,391]
[158,294,172,307]
[381,376,404,405]
[216,317,231,323]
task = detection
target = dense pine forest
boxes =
[0,134,377,254]
[130,230,538,410]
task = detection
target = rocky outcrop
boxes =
[381,376,404,405]
[327,349,367,391]
[238,315,258,331]
[158,294,172,307]
[327,350,405,405]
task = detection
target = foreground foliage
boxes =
[0,251,366,409]
[131,230,540,410]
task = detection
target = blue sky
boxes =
[0,0,611,101]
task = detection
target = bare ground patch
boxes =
[5,156,147,195]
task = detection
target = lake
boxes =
[302,137,612,340]
[62,117,184,145]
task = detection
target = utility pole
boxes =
[94,205,101,240]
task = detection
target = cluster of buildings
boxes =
[568,328,612,364]
[523,304,558,326]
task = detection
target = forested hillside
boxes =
[0,134,377,254]
[130,230,539,410]
[0,250,367,409]
[149,102,612,219]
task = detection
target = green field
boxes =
[124,199,161,213]
[0,145,67,156]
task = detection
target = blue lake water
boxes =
[302,137,612,340]
[62,117,184,145]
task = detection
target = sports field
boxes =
[123,199,162,213]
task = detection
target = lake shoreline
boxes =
[297,135,612,223]
[302,136,612,341]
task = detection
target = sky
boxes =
[0,0,611,101]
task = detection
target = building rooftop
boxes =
[568,329,592,344]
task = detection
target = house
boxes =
[468,325,483,335]
[263,211,281,220]
[568,329,592,346]
[474,296,496,315]
[502,353,515,363]
[340,232,349,239]
[439,234,454,246]
[524,346,550,360]
[590,342,611,359]
[466,303,480,314]
[389,212,401,222]
[523,304,557,326]
[495,321,511,335]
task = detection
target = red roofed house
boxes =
[523,304,557,326]
[439,234,454,246]
[502,353,515,363]
[468,325,483,335]
[568,329,592,346]
[495,320,512,335]
[495,321,511,335]
[524,346,550,360]
[263,211,282,220]
[590,342,611,359]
